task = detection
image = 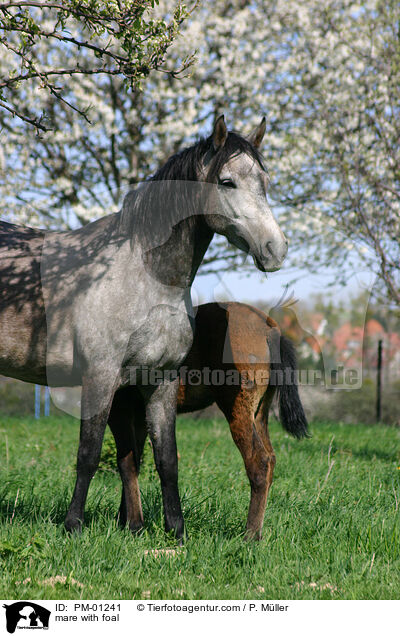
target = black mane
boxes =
[119,130,266,245]
[151,131,266,183]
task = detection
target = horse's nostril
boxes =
[266,241,274,257]
[266,239,287,262]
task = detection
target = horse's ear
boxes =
[212,114,228,151]
[248,116,266,149]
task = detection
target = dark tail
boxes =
[267,329,310,439]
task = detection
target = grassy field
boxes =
[0,414,399,600]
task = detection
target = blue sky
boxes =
[192,257,377,309]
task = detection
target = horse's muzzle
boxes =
[253,239,288,272]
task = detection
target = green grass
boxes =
[0,415,399,600]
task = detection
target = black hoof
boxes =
[64,516,83,533]
[165,520,185,544]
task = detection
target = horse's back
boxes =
[0,220,47,383]
[189,301,278,366]
[0,219,44,248]
[0,220,45,280]
[177,302,279,414]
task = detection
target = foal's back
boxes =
[177,302,278,414]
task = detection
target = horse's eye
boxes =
[218,178,236,188]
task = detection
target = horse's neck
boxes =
[142,215,213,289]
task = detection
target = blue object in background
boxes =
[34,384,41,419]
[44,386,50,417]
[35,385,51,418]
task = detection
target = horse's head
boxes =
[200,115,288,272]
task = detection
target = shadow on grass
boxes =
[349,446,399,462]
[0,486,70,527]
[294,438,398,463]
[0,484,248,543]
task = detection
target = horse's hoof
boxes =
[128,522,145,536]
[165,520,185,543]
[116,512,127,528]
[64,517,83,533]
[244,529,262,542]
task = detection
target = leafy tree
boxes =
[0,0,195,131]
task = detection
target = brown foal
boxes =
[113,301,309,540]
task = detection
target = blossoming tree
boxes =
[1,0,398,303]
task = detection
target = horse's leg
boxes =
[142,378,184,540]
[64,375,117,532]
[251,389,276,536]
[108,388,147,533]
[254,385,276,457]
[116,425,147,532]
[217,388,275,541]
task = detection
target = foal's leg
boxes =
[217,388,275,541]
[141,378,184,540]
[254,386,276,461]
[108,388,147,533]
[65,375,117,532]
[252,391,276,533]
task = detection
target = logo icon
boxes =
[3,602,50,633]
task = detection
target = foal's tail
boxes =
[266,328,310,439]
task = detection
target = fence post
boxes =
[34,384,41,419]
[44,386,50,416]
[376,339,383,423]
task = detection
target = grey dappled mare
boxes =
[0,116,287,538]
